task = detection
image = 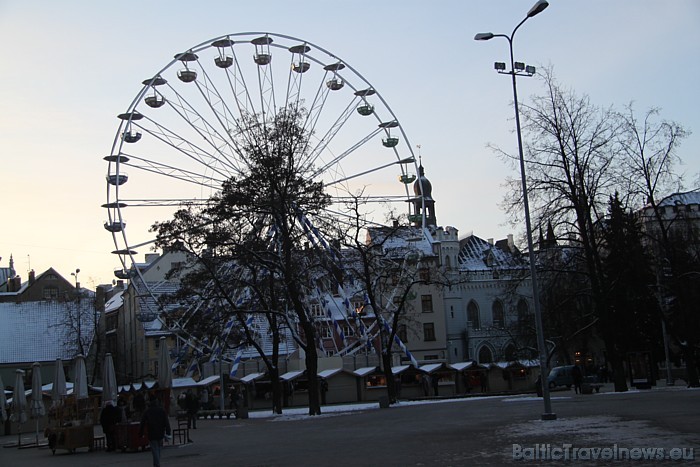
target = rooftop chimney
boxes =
[28,269,36,284]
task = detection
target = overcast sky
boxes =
[1,0,698,288]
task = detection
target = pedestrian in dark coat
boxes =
[185,389,199,429]
[140,397,171,467]
[100,401,120,451]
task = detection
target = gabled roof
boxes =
[0,300,96,364]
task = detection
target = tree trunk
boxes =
[304,340,321,415]
[381,350,397,404]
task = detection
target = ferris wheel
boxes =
[104,32,425,358]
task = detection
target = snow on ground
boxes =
[248,395,504,422]
[499,415,697,450]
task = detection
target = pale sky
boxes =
[1,0,698,288]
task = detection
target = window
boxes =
[467,301,480,330]
[421,294,433,313]
[424,354,439,360]
[419,268,430,282]
[478,346,493,364]
[423,322,436,341]
[310,303,324,318]
[43,286,59,300]
[342,325,355,337]
[320,326,333,338]
[397,324,407,342]
[517,299,533,327]
[492,300,504,328]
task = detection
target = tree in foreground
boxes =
[153,106,330,415]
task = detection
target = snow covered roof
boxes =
[419,363,449,374]
[353,366,379,377]
[239,372,266,383]
[318,368,344,379]
[391,365,411,375]
[366,226,435,258]
[0,300,96,364]
[280,370,305,382]
[104,290,124,313]
[198,375,221,387]
[458,234,524,271]
[656,189,700,207]
[449,361,487,371]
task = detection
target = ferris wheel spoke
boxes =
[155,86,246,176]
[310,127,384,179]
[118,198,209,207]
[133,117,239,178]
[121,153,226,188]
[326,155,416,187]
[301,96,360,171]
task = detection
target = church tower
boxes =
[411,163,437,227]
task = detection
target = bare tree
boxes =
[496,68,628,390]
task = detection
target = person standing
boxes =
[185,389,199,429]
[140,397,171,467]
[100,401,120,452]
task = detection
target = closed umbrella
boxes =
[0,374,7,423]
[158,337,173,414]
[51,358,67,409]
[29,362,45,446]
[11,369,27,447]
[73,354,88,400]
[103,353,118,406]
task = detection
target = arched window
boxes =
[517,299,533,327]
[478,345,493,364]
[444,255,451,269]
[492,300,504,328]
[467,301,480,330]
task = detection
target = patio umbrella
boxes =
[0,374,7,423]
[73,354,88,400]
[29,362,45,446]
[51,358,67,409]
[11,369,27,447]
[157,337,173,414]
[103,353,118,406]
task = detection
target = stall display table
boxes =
[116,422,149,452]
[46,424,94,454]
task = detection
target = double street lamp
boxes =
[475,0,556,420]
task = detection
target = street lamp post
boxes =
[476,0,556,421]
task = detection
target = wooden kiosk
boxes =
[45,395,99,454]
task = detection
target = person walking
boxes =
[140,396,171,467]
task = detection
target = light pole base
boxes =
[541,413,557,421]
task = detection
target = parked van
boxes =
[547,365,575,389]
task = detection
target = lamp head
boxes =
[474,32,494,41]
[527,0,549,18]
